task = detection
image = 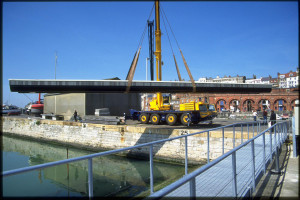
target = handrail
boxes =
[2,120,290,198]
[2,120,262,176]
[148,121,290,198]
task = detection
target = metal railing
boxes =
[2,120,291,198]
[148,120,290,199]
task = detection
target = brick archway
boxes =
[215,99,227,112]
[257,98,271,111]
[273,98,288,111]
[242,99,256,112]
[290,98,299,111]
[229,99,240,112]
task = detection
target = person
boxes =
[252,110,257,121]
[270,110,276,125]
[74,110,78,122]
[263,109,268,124]
[270,110,276,132]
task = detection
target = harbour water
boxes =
[2,134,195,197]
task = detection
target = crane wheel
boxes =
[192,120,199,125]
[166,114,177,126]
[140,113,150,124]
[180,113,190,126]
[150,114,161,125]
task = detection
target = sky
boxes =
[2,1,299,108]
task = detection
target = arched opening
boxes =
[229,99,240,112]
[216,99,227,111]
[274,99,287,112]
[258,99,270,111]
[243,99,254,112]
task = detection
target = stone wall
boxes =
[2,117,252,165]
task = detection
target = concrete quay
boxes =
[1,116,262,165]
[253,140,299,199]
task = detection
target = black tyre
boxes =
[166,114,177,126]
[150,114,161,125]
[140,113,150,124]
[180,113,190,126]
[192,120,199,125]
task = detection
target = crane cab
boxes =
[149,93,171,111]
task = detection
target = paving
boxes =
[253,139,299,199]
[161,131,283,198]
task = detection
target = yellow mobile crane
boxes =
[129,0,217,125]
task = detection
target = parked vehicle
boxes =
[26,93,44,116]
[276,114,282,120]
[129,95,216,126]
[1,105,21,115]
[281,113,289,120]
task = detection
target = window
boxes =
[209,104,216,111]
[199,105,208,112]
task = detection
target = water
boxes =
[2,134,192,197]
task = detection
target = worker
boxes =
[252,110,257,121]
[269,110,276,132]
[74,110,78,122]
[263,109,268,124]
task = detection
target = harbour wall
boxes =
[2,117,250,165]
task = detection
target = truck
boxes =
[129,94,217,126]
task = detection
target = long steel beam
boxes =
[9,79,272,94]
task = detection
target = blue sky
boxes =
[3,1,299,107]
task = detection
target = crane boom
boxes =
[151,0,170,111]
[129,1,218,125]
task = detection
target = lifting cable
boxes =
[126,3,155,92]
[161,6,196,92]
[161,8,182,81]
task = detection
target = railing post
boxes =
[185,136,188,175]
[270,124,273,156]
[252,123,255,138]
[251,140,256,192]
[150,145,154,193]
[282,123,284,143]
[233,125,236,148]
[262,132,266,174]
[88,158,93,199]
[190,177,196,200]
[241,124,243,144]
[232,151,237,197]
[222,127,225,155]
[207,131,210,163]
[285,122,288,140]
[272,125,281,174]
[284,122,286,142]
[257,121,259,135]
[247,123,249,140]
[292,117,297,157]
[279,123,282,145]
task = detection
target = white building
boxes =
[286,73,299,88]
[278,68,299,88]
[245,78,262,84]
[198,75,245,83]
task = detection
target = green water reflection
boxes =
[2,135,192,197]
